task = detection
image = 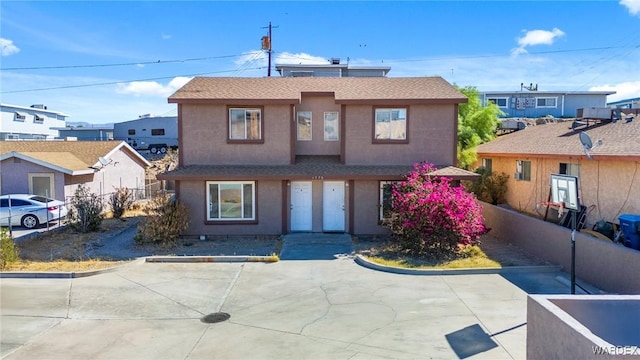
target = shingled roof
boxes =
[477,116,640,160]
[0,141,150,175]
[168,77,467,104]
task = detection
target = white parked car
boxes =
[0,194,68,229]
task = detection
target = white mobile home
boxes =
[113,115,178,154]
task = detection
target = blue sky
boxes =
[1,1,639,124]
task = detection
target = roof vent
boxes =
[30,104,47,110]
[330,58,340,65]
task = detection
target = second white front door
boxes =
[323,181,345,232]
[291,181,312,231]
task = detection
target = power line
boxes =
[1,66,266,94]
[0,53,253,71]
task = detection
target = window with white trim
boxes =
[374,108,407,141]
[29,173,55,197]
[324,112,339,141]
[515,160,531,181]
[14,112,26,122]
[207,181,255,221]
[296,111,312,141]
[482,158,493,173]
[33,114,44,124]
[559,163,580,178]
[379,181,397,221]
[229,108,262,141]
[536,97,557,108]
[487,97,508,108]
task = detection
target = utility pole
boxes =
[261,22,278,76]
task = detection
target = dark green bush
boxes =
[109,187,133,219]
[135,194,189,247]
[68,184,104,233]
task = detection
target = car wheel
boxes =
[21,214,39,229]
[159,146,167,154]
[150,146,158,154]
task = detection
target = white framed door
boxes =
[323,181,345,232]
[291,181,312,231]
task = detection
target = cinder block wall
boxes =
[482,203,640,294]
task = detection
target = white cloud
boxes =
[589,81,640,102]
[0,37,20,56]
[275,52,329,65]
[620,0,640,15]
[161,33,172,40]
[116,76,192,97]
[511,28,565,56]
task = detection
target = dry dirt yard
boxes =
[7,213,547,272]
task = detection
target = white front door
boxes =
[291,181,312,231]
[323,181,345,232]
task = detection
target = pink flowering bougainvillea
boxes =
[384,162,487,257]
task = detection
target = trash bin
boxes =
[618,214,640,250]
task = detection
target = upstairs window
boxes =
[128,129,136,135]
[515,160,531,181]
[14,112,26,122]
[151,128,165,136]
[229,107,263,142]
[33,114,44,124]
[536,97,557,108]
[296,111,312,141]
[324,112,339,141]
[559,163,580,178]
[374,107,407,142]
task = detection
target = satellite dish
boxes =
[579,132,592,150]
[98,157,109,166]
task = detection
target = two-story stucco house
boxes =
[159,76,474,237]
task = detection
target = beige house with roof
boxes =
[476,116,640,228]
[159,76,476,236]
[0,141,150,202]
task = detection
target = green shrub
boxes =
[109,187,133,219]
[135,194,189,247]
[464,167,509,205]
[0,228,19,270]
[68,184,104,233]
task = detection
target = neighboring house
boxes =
[113,115,178,154]
[276,58,390,77]
[476,116,640,228]
[1,103,68,140]
[0,141,150,202]
[607,97,640,109]
[53,126,114,141]
[159,76,477,237]
[480,90,615,118]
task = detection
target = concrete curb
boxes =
[354,254,562,276]
[145,255,280,263]
[0,258,145,279]
[0,256,280,279]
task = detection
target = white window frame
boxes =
[559,162,581,178]
[14,112,26,122]
[374,108,407,141]
[28,173,55,197]
[515,160,531,181]
[206,181,255,221]
[324,111,339,141]
[33,114,45,124]
[536,97,557,108]
[487,97,508,108]
[296,111,312,141]
[229,108,262,141]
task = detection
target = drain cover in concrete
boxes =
[201,312,230,324]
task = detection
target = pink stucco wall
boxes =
[180,104,292,165]
[295,95,341,156]
[0,159,65,199]
[344,104,456,166]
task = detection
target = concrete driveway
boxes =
[0,255,577,360]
